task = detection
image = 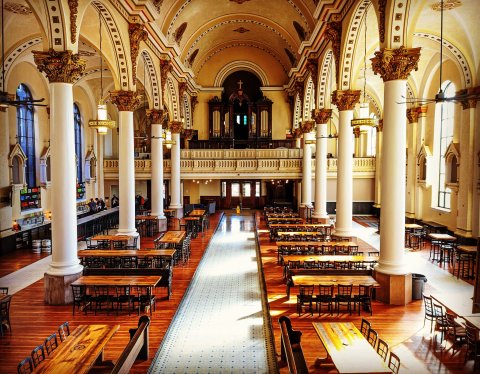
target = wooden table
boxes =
[33,324,120,374]
[282,254,376,265]
[428,233,457,264]
[72,275,162,288]
[78,249,176,259]
[312,322,391,373]
[431,292,480,317]
[457,245,477,254]
[189,209,206,216]
[277,241,357,247]
[91,235,132,249]
[291,275,379,288]
[156,230,186,246]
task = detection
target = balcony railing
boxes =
[103,150,375,180]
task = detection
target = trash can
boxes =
[412,273,427,300]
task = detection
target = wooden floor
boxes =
[0,212,223,373]
[0,211,476,373]
[255,212,476,373]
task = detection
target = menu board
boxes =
[76,182,86,200]
[20,187,41,211]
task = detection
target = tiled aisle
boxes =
[149,214,272,373]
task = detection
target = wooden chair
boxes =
[135,286,156,316]
[353,284,373,315]
[388,351,401,374]
[116,286,135,315]
[367,328,378,349]
[376,338,389,361]
[465,322,480,368]
[296,285,314,316]
[125,236,138,249]
[360,318,371,338]
[71,284,91,315]
[58,321,70,342]
[0,287,8,295]
[44,333,59,355]
[422,295,436,333]
[432,303,448,345]
[17,356,34,374]
[334,284,352,315]
[445,312,467,348]
[0,294,12,336]
[85,237,98,249]
[30,344,46,367]
[315,284,334,315]
[93,286,115,315]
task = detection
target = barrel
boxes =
[32,239,42,253]
[41,239,52,253]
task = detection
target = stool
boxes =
[455,252,475,279]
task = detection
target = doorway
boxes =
[220,180,260,209]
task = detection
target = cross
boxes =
[237,80,243,90]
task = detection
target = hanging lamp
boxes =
[89,8,115,135]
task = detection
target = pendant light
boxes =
[89,8,115,135]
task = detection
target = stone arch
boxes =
[141,50,161,109]
[165,76,180,121]
[293,94,302,129]
[214,61,269,87]
[183,93,192,129]
[29,0,67,51]
[317,50,334,108]
[339,0,374,90]
[303,76,315,120]
[414,32,473,88]
[90,1,131,90]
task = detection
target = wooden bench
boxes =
[286,268,374,297]
[279,316,308,374]
[83,266,173,299]
[91,316,150,374]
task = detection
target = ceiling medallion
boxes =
[431,0,462,11]
[4,2,32,15]
[230,0,250,4]
[233,27,250,33]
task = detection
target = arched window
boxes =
[434,81,455,209]
[16,84,36,187]
[74,103,83,182]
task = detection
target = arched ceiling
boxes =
[156,0,317,81]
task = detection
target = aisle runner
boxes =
[149,215,269,373]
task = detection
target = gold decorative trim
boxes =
[457,87,479,110]
[312,108,332,124]
[68,0,78,44]
[378,0,386,44]
[331,90,360,111]
[406,107,419,124]
[376,119,383,132]
[190,96,198,113]
[292,127,303,139]
[168,120,183,134]
[353,127,361,138]
[160,59,172,101]
[33,49,85,84]
[300,120,315,134]
[371,46,421,82]
[147,109,165,125]
[324,22,342,84]
[110,90,141,112]
[129,22,148,85]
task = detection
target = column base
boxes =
[44,271,82,305]
[117,231,140,248]
[158,217,167,232]
[312,216,330,224]
[374,270,412,305]
[332,231,357,243]
[169,206,184,219]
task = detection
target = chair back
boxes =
[337,284,353,297]
[358,284,373,298]
[388,351,401,374]
[17,356,34,374]
[360,318,371,338]
[44,333,58,355]
[0,287,8,295]
[367,328,378,349]
[71,284,86,301]
[376,338,389,361]
[31,344,46,367]
[58,321,70,342]
[423,295,434,316]
[298,285,314,298]
[318,284,334,297]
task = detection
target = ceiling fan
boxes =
[0,0,45,108]
[399,0,479,105]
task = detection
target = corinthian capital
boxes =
[371,46,421,82]
[312,108,332,124]
[300,120,315,134]
[147,109,164,125]
[168,120,183,134]
[406,107,419,124]
[110,90,141,111]
[33,49,85,83]
[332,90,361,111]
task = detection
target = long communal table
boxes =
[33,324,120,374]
[91,234,133,249]
[156,230,186,247]
[431,292,480,318]
[78,249,176,267]
[72,275,162,288]
[290,275,380,296]
[312,322,391,373]
[281,254,377,268]
[276,241,359,263]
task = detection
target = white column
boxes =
[373,123,383,210]
[97,135,105,199]
[377,80,408,274]
[313,121,329,220]
[301,131,313,207]
[169,129,182,212]
[151,123,165,218]
[117,110,137,235]
[405,108,418,218]
[48,83,82,275]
